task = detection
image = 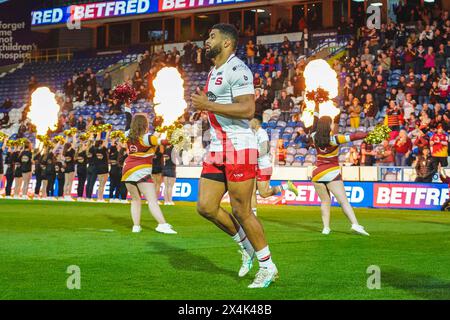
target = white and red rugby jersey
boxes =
[204,54,257,153]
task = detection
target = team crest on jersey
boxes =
[129,145,138,153]
[206,91,217,101]
[215,77,223,85]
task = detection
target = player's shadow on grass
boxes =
[148,241,237,280]
[383,268,450,299]
[385,216,450,228]
[261,217,352,235]
[103,214,132,229]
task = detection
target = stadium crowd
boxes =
[1,2,450,200]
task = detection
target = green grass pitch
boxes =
[1,200,449,300]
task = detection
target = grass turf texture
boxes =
[0,200,449,300]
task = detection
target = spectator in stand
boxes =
[386,100,403,132]
[246,40,256,65]
[346,39,358,59]
[256,40,266,64]
[64,78,75,98]
[402,93,416,121]
[265,77,275,102]
[279,90,294,122]
[136,85,148,101]
[261,89,274,122]
[286,80,295,97]
[87,73,97,89]
[438,77,450,103]
[67,113,76,128]
[361,47,375,64]
[138,51,151,76]
[430,124,449,167]
[1,98,12,111]
[394,129,412,166]
[373,75,387,111]
[94,112,104,126]
[272,70,285,100]
[183,40,194,65]
[253,72,263,89]
[404,43,416,73]
[405,72,418,100]
[345,146,360,166]
[348,98,361,129]
[84,85,97,106]
[85,116,94,131]
[360,140,376,166]
[292,127,308,147]
[255,89,271,120]
[418,74,432,105]
[414,128,430,152]
[194,47,203,72]
[108,98,122,115]
[363,93,379,128]
[424,46,436,72]
[435,43,447,70]
[76,116,86,131]
[132,70,143,91]
[429,81,441,104]
[302,28,310,56]
[414,147,437,182]
[375,140,395,166]
[102,72,112,96]
[62,96,73,113]
[261,52,275,73]
[263,98,281,123]
[378,52,391,71]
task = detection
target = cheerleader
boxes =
[162,144,176,206]
[40,143,60,200]
[63,138,76,200]
[13,144,23,199]
[33,148,42,198]
[310,105,370,236]
[19,141,33,199]
[122,114,176,234]
[0,137,6,196]
[117,141,128,202]
[93,130,110,202]
[85,139,96,201]
[55,157,65,199]
[108,139,122,202]
[4,144,14,198]
[152,145,164,203]
[75,141,88,201]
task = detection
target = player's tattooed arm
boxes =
[191,91,255,120]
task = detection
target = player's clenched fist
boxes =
[191,90,211,112]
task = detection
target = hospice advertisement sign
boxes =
[30,0,253,27]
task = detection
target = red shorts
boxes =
[257,167,273,182]
[201,150,257,183]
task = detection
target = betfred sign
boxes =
[31,0,158,26]
[30,0,253,26]
[159,0,250,12]
[373,183,449,209]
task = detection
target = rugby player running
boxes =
[191,24,278,288]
